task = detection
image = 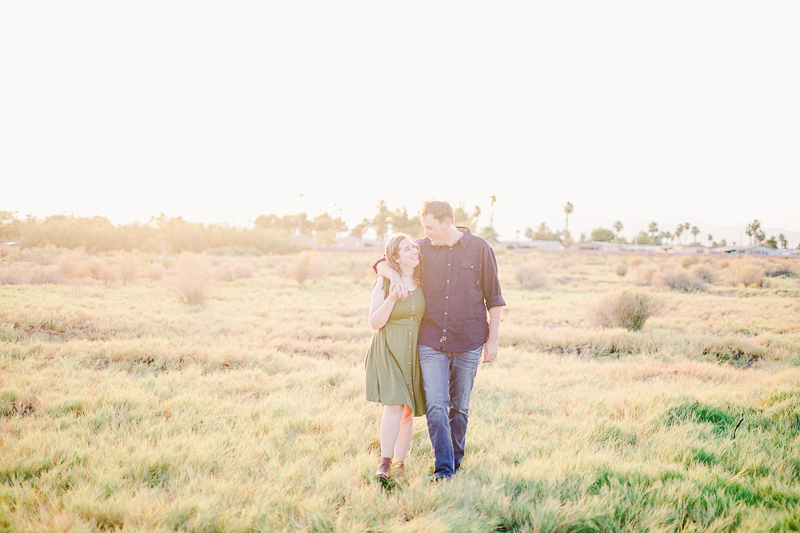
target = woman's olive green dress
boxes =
[365,281,426,416]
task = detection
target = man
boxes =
[376,200,505,480]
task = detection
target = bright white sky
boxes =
[2,1,799,242]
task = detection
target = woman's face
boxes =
[394,238,420,269]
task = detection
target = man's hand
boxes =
[388,283,405,301]
[391,280,409,300]
[483,338,499,363]
[376,261,408,300]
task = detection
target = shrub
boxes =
[629,257,644,268]
[654,268,704,292]
[85,257,105,279]
[144,263,166,281]
[30,265,68,285]
[764,261,798,278]
[590,290,661,331]
[732,263,766,287]
[716,259,730,269]
[347,260,370,283]
[290,251,322,286]
[681,256,700,268]
[690,263,714,283]
[58,250,90,278]
[615,263,628,277]
[117,254,141,284]
[632,265,657,286]
[170,254,212,304]
[515,261,548,289]
[97,265,121,286]
[215,263,254,282]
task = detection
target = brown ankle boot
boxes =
[394,461,405,479]
[375,457,392,479]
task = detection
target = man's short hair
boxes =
[420,200,454,223]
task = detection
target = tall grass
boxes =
[2,250,800,531]
[589,290,662,331]
[169,253,212,304]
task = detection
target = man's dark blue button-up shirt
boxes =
[417,228,505,352]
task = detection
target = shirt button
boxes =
[445,312,447,315]
[447,280,449,283]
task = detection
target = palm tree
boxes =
[779,233,788,249]
[489,195,497,233]
[648,222,658,242]
[675,225,684,246]
[749,219,763,245]
[745,225,754,245]
[563,202,574,243]
[683,223,691,245]
[707,234,713,247]
[691,226,700,244]
[613,221,623,243]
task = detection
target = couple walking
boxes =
[365,200,505,482]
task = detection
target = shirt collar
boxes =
[454,227,472,248]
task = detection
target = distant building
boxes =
[711,245,783,257]
[566,241,624,253]
[512,240,566,252]
[670,244,709,255]
[330,236,381,250]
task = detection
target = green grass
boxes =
[1,250,799,531]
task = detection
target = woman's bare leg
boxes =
[380,405,404,458]
[393,405,414,461]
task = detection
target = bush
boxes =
[764,261,798,278]
[629,257,644,268]
[732,263,766,287]
[290,251,322,286]
[117,253,141,284]
[681,256,700,268]
[689,263,714,283]
[57,250,90,278]
[716,259,730,269]
[144,263,166,281]
[654,268,705,292]
[615,263,628,277]
[632,265,657,286]
[215,263,255,282]
[170,254,212,304]
[590,290,661,331]
[515,261,548,289]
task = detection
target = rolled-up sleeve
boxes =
[482,245,506,309]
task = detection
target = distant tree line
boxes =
[581,219,792,249]
[0,201,485,253]
[2,204,794,253]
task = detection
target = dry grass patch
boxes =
[654,268,705,292]
[590,290,662,331]
[290,251,322,286]
[515,261,549,289]
[731,262,767,288]
[169,254,213,304]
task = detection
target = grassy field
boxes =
[2,247,800,532]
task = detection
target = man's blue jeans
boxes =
[419,345,482,479]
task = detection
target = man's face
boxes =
[422,214,450,246]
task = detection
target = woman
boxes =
[365,233,426,480]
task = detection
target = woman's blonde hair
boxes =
[385,233,422,286]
